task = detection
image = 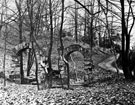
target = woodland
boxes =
[0,0,135,104]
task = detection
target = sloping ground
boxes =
[1,47,135,105]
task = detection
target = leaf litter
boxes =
[0,51,135,104]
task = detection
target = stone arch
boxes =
[63,44,90,61]
[12,42,30,56]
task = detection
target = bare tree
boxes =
[47,0,54,88]
[97,0,135,80]
[75,2,78,42]
[120,0,135,80]
[15,0,24,83]
[58,0,65,88]
[2,0,7,86]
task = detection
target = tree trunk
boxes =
[90,1,94,60]
[33,44,39,90]
[48,0,53,88]
[26,0,35,77]
[75,2,78,43]
[59,0,64,55]
[15,0,24,83]
[120,0,132,80]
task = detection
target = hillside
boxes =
[0,38,135,104]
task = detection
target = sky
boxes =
[65,0,73,4]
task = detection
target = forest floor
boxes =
[0,48,135,105]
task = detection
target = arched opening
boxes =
[64,44,90,62]
[62,44,92,86]
[66,51,85,83]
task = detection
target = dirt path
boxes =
[98,55,123,74]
